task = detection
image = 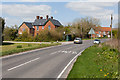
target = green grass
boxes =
[67,44,119,79]
[1,42,61,56]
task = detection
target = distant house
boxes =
[18,15,62,36]
[92,27,111,38]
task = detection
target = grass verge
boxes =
[67,42,119,78]
[1,42,61,56]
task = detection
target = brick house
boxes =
[18,15,62,36]
[92,27,111,38]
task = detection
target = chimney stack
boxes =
[36,16,39,19]
[46,15,49,20]
[51,16,53,19]
[40,16,43,19]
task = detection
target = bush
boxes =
[4,26,18,41]
[16,45,22,48]
[28,44,32,47]
[34,29,62,42]
[15,29,63,42]
[50,41,54,44]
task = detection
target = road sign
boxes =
[88,28,95,34]
[88,28,95,43]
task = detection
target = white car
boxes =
[74,38,82,44]
[94,39,101,44]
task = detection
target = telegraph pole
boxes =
[81,24,82,38]
[110,14,113,40]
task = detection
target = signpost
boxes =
[88,28,95,43]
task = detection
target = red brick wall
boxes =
[30,28,34,36]
[34,20,56,36]
[18,23,30,34]
[92,31,110,38]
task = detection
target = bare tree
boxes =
[71,17,101,38]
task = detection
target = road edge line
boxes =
[56,49,85,79]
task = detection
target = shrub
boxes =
[4,26,18,41]
[16,45,22,48]
[28,44,32,47]
[51,41,54,44]
[15,29,63,42]
[104,39,118,50]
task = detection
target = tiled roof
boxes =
[19,22,33,29]
[32,19,47,26]
[96,27,111,32]
[49,18,62,26]
[24,22,33,28]
[100,27,111,31]
[32,18,62,26]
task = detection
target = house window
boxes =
[37,26,39,31]
[103,31,106,35]
[20,32,22,34]
[97,34,99,36]
[23,28,25,31]
[42,26,44,29]
[48,25,51,30]
[37,33,38,36]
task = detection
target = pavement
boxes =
[2,39,108,79]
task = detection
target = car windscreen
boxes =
[94,39,100,41]
[75,38,81,40]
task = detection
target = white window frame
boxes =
[42,26,44,29]
[103,31,106,35]
[23,28,25,31]
[37,26,39,31]
[20,32,22,34]
[48,25,51,30]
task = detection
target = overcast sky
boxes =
[1,0,119,28]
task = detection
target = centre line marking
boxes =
[8,57,40,71]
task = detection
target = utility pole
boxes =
[110,14,113,40]
[81,24,82,38]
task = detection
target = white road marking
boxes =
[56,49,85,79]
[50,52,58,55]
[8,57,40,71]
[50,43,89,55]
[50,46,75,55]
[49,50,61,55]
[66,47,73,50]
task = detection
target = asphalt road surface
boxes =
[2,39,108,79]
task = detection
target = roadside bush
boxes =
[16,45,22,48]
[28,44,32,47]
[34,29,63,42]
[104,39,118,50]
[15,30,34,42]
[15,29,63,42]
[4,26,18,41]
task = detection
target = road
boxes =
[2,39,108,79]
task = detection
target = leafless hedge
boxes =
[104,39,118,50]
